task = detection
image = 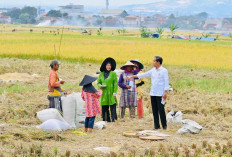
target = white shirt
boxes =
[137,66,169,96]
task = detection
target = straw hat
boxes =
[120,61,138,70]
[130,59,144,70]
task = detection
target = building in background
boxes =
[0,8,10,14]
[99,9,128,18]
[59,4,84,17]
[123,15,140,27]
[0,14,11,24]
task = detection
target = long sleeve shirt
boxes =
[137,66,169,96]
[81,90,102,117]
[118,70,138,89]
[97,71,118,106]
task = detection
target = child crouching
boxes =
[80,75,102,133]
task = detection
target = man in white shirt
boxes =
[127,56,169,130]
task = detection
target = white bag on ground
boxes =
[94,121,107,130]
[178,119,203,134]
[36,119,71,132]
[62,93,86,128]
[166,110,182,123]
[37,108,66,123]
[137,130,170,137]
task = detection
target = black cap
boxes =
[50,60,61,67]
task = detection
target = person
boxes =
[80,75,102,133]
[130,59,145,118]
[97,57,118,122]
[127,56,169,130]
[118,61,138,119]
[48,60,66,113]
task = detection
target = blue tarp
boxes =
[222,33,230,36]
[151,33,159,38]
[200,37,216,41]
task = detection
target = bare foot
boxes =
[85,128,88,132]
[88,128,93,133]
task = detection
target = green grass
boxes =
[172,77,232,93]
[0,83,81,94]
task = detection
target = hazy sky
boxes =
[1,0,165,7]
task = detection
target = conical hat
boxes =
[79,75,97,86]
[130,59,144,70]
[120,61,137,70]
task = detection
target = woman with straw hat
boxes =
[118,61,138,119]
[97,57,118,122]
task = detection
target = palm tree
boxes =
[169,23,179,36]
[156,27,164,39]
[229,33,232,40]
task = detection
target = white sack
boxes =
[37,108,66,123]
[178,119,203,134]
[166,110,182,123]
[94,121,107,130]
[62,93,86,128]
[36,119,70,132]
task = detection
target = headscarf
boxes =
[83,83,98,93]
[104,62,111,79]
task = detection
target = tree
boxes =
[162,14,176,27]
[156,27,164,38]
[19,13,30,24]
[139,26,151,38]
[2,8,21,20]
[46,10,62,17]
[169,23,179,36]
[21,6,37,19]
[197,12,208,19]
[202,33,210,38]
[95,19,103,26]
[229,33,232,40]
[62,13,68,17]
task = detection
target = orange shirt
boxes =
[48,70,62,96]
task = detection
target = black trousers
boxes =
[102,104,117,122]
[150,96,167,129]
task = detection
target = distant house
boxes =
[142,16,157,28]
[103,17,120,26]
[99,9,128,17]
[123,15,140,27]
[0,8,10,14]
[59,4,84,16]
[152,14,168,26]
[222,18,232,30]
[203,18,223,30]
[0,14,11,24]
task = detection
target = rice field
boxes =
[1,25,232,156]
[0,25,232,71]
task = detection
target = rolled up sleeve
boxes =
[137,70,152,79]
